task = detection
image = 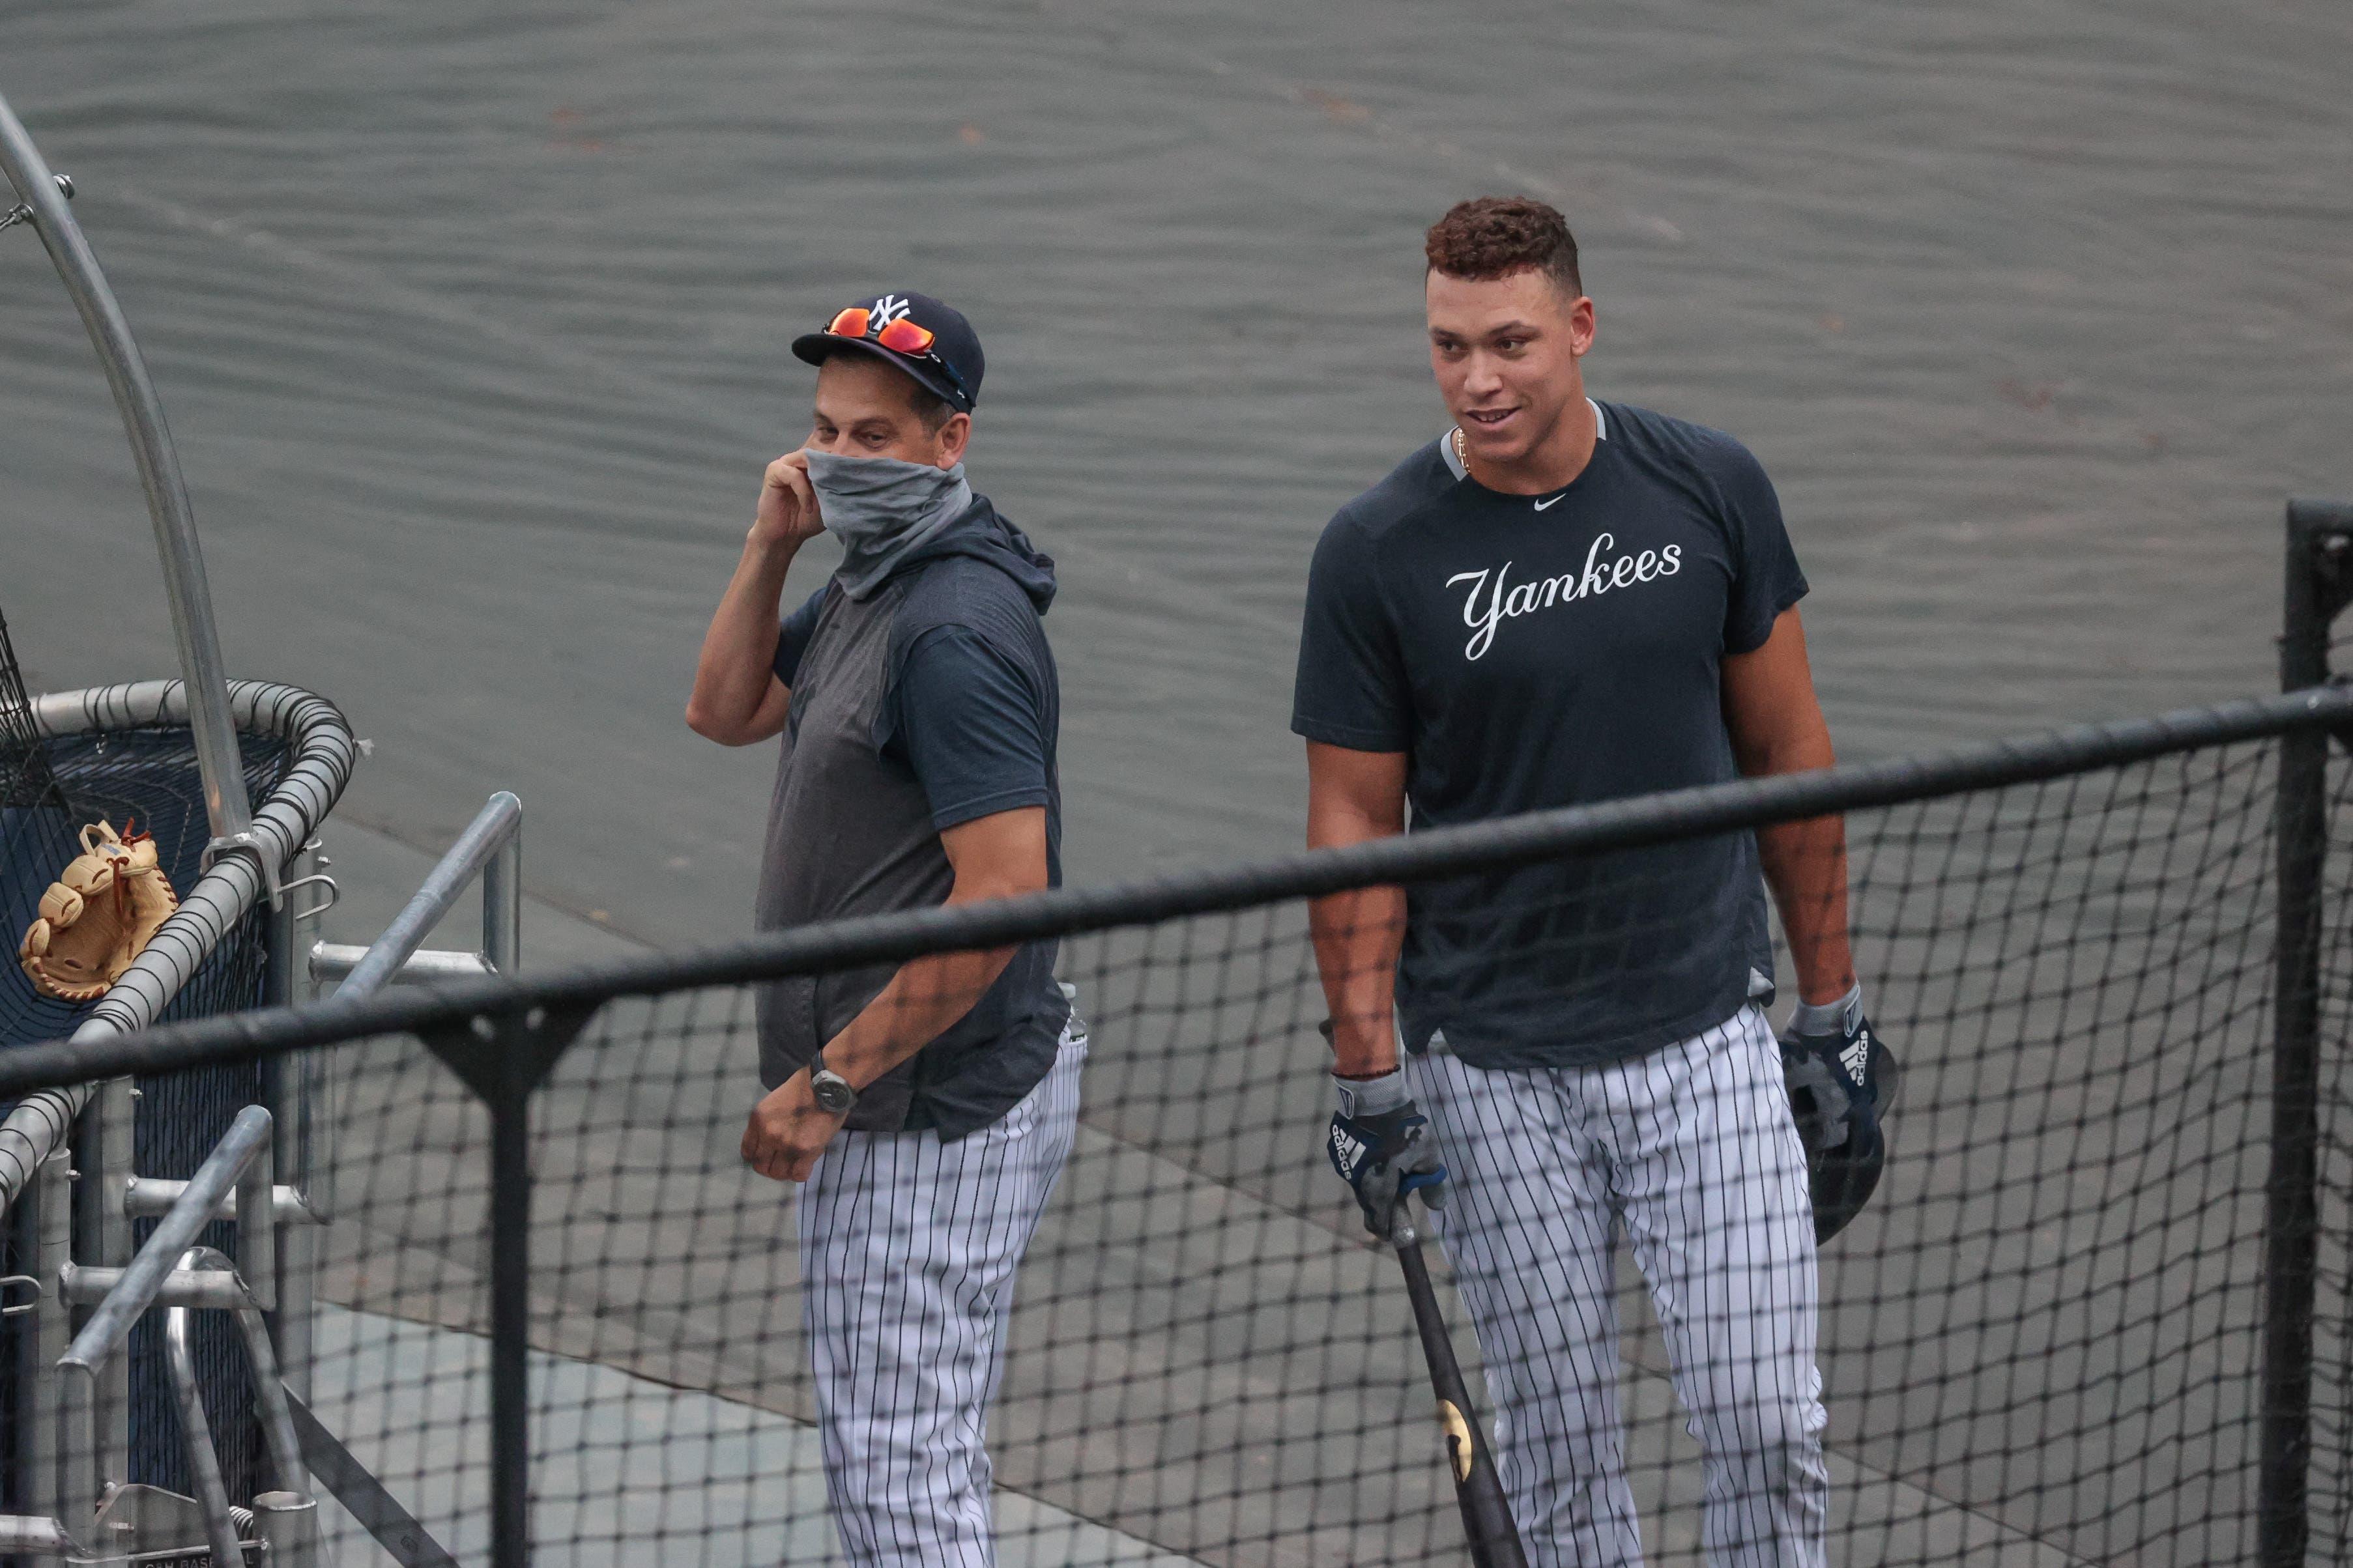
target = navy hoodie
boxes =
[757,494,1068,1139]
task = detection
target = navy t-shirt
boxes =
[775,595,1053,833]
[1291,400,1808,1068]
[772,558,1065,1136]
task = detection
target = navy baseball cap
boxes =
[792,289,984,413]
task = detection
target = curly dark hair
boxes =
[1424,196,1582,297]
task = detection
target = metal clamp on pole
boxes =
[0,168,68,231]
[313,791,524,995]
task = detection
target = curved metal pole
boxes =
[0,85,263,889]
[166,1276,253,1568]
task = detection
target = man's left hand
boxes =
[742,1070,848,1183]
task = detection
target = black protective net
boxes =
[265,728,2348,1567]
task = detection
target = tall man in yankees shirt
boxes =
[1297,197,1892,1565]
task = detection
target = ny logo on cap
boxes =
[869,294,913,326]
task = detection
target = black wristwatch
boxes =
[809,1052,859,1117]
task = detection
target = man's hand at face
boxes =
[741,1068,848,1182]
[753,451,826,550]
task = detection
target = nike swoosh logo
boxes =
[1533,494,1567,511]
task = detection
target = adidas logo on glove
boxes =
[1840,1029,1872,1089]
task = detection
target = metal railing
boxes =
[0,788,515,1562]
[309,791,524,995]
[0,676,2346,1567]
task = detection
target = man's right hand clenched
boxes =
[753,450,825,549]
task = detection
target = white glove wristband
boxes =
[1789,982,1864,1038]
[1334,1068,1409,1119]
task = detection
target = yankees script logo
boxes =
[1446,533,1684,661]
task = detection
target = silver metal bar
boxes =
[163,1247,313,1509]
[165,1274,252,1568]
[222,1271,313,1513]
[238,1130,276,1312]
[59,1105,270,1376]
[310,943,495,985]
[60,1265,248,1309]
[254,1489,323,1568]
[0,89,258,876]
[339,792,522,999]
[123,1176,325,1225]
[289,1390,464,1568]
[484,815,522,976]
[270,839,321,1399]
[55,1353,96,1552]
[89,1077,134,1504]
[19,1148,70,1525]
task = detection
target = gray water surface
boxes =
[1,0,2348,945]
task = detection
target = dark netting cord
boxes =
[2317,734,2353,1568]
[1,612,292,1514]
[254,736,2348,1567]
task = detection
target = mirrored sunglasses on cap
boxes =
[824,307,973,406]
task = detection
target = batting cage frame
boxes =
[0,501,2346,1567]
[1,77,393,1567]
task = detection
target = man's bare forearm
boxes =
[816,808,1049,1090]
[1309,883,1406,1076]
[1757,814,1856,1005]
[821,943,1020,1089]
[687,533,798,739]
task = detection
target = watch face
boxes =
[811,1072,856,1115]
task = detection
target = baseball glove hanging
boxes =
[18,820,179,1002]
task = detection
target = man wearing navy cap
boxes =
[689,289,1081,1567]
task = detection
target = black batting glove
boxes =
[1327,1068,1448,1240]
[1780,984,1899,1242]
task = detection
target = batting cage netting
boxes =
[1,620,339,1527]
[9,685,2353,1568]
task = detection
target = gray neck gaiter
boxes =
[805,451,974,600]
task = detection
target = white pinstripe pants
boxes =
[1406,1006,1828,1568]
[798,1023,1086,1567]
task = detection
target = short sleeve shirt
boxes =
[1292,400,1807,1068]
[776,593,1053,834]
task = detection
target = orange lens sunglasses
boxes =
[827,306,937,357]
[823,306,973,405]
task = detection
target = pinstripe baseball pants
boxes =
[798,1022,1087,1567]
[1406,1005,1828,1568]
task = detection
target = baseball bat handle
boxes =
[1393,1201,1528,1568]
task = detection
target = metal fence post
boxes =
[2265,497,2353,1567]
[417,1003,592,1568]
[267,840,318,1399]
[484,806,522,977]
